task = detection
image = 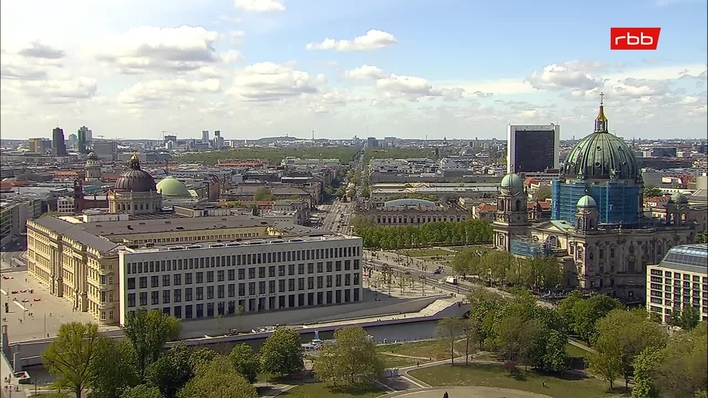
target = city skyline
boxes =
[1,0,706,141]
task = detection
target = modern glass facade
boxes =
[510,238,552,257]
[551,180,640,225]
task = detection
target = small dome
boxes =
[87,151,98,160]
[157,176,190,197]
[114,154,156,193]
[500,173,524,195]
[670,192,688,204]
[577,195,597,208]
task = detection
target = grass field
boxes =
[409,364,629,398]
[379,354,427,368]
[376,339,452,361]
[282,382,385,398]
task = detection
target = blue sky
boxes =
[0,0,706,140]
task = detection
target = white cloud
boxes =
[344,65,388,80]
[345,65,465,101]
[117,79,221,106]
[235,0,285,12]
[93,26,222,74]
[306,30,397,52]
[227,62,326,102]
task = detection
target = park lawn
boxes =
[409,364,628,398]
[379,353,431,368]
[376,339,452,361]
[30,395,71,398]
[566,343,591,358]
[282,382,385,398]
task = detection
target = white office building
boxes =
[647,244,708,323]
[118,235,363,325]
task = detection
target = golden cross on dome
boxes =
[600,92,605,105]
[130,153,139,162]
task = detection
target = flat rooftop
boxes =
[31,215,331,252]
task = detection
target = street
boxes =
[318,198,355,234]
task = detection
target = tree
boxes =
[590,348,622,390]
[632,347,665,398]
[123,309,181,380]
[189,348,217,372]
[644,185,663,197]
[122,384,163,398]
[179,356,257,398]
[436,318,464,365]
[594,309,668,388]
[229,344,260,384]
[147,343,193,398]
[260,328,304,377]
[90,339,139,398]
[313,327,384,389]
[254,187,274,201]
[696,230,708,244]
[654,323,707,398]
[42,322,106,398]
[461,319,480,365]
[557,291,583,334]
[535,185,552,201]
[572,294,624,343]
[668,304,701,331]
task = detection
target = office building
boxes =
[77,126,92,154]
[202,130,209,143]
[506,124,560,174]
[28,138,52,154]
[493,96,696,303]
[646,244,708,323]
[27,214,362,325]
[93,140,118,161]
[52,127,67,156]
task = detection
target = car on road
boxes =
[433,268,442,275]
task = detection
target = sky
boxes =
[1,0,706,141]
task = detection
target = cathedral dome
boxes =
[114,154,157,193]
[500,173,524,195]
[576,195,597,208]
[157,176,190,197]
[561,95,640,182]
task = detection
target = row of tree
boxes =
[177,146,361,166]
[451,249,562,289]
[352,219,493,249]
[42,311,308,398]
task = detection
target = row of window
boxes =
[127,260,361,289]
[127,288,362,319]
[125,246,361,275]
[649,277,708,292]
[650,269,708,283]
[127,274,361,307]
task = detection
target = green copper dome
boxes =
[156,176,190,197]
[500,173,524,195]
[576,195,597,208]
[561,97,639,182]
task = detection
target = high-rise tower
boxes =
[52,127,67,156]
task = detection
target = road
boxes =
[319,198,355,234]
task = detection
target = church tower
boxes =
[492,173,529,251]
[85,151,101,182]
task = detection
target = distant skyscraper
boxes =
[77,126,91,154]
[202,130,209,143]
[28,138,52,154]
[506,124,560,174]
[52,127,67,156]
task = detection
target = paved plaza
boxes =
[384,386,551,398]
[0,270,117,342]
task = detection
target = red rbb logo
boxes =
[610,27,661,50]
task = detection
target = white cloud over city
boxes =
[0,0,706,140]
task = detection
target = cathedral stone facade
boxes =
[493,95,696,304]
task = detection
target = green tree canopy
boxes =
[90,339,139,398]
[147,343,194,398]
[534,185,552,201]
[229,343,260,384]
[178,356,257,398]
[259,328,304,377]
[644,185,664,197]
[354,219,492,250]
[653,322,707,397]
[435,318,465,365]
[254,187,274,201]
[313,326,384,389]
[122,384,163,398]
[42,322,107,398]
[571,294,624,343]
[123,309,181,380]
[668,303,701,331]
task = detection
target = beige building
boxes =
[357,198,470,226]
[646,244,708,323]
[26,213,360,325]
